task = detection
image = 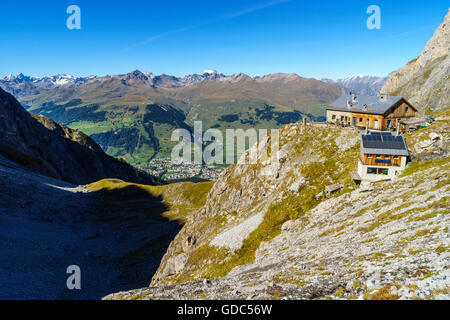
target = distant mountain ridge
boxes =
[0,70,229,97]
[7,70,343,163]
[1,70,386,97]
[0,73,96,97]
[322,74,389,96]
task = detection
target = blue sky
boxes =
[0,0,448,79]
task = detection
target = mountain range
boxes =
[0,70,388,99]
[3,6,447,165]
[1,71,346,163]
[322,75,389,96]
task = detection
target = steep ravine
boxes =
[0,156,182,299]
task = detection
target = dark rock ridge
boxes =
[0,87,160,185]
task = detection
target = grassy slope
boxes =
[106,154,449,301]
[152,116,449,285]
[86,179,214,223]
[154,124,360,285]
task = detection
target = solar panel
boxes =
[362,132,406,151]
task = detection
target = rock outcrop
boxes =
[105,118,449,301]
[0,87,160,185]
[105,157,449,300]
[106,120,450,300]
[405,119,450,160]
[150,124,361,284]
[381,9,450,113]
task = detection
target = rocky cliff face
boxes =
[0,87,160,185]
[405,119,449,161]
[106,158,449,300]
[149,123,361,285]
[105,118,450,300]
[381,9,450,113]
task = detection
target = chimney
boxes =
[346,98,352,108]
[396,121,401,136]
[352,92,358,104]
[365,119,369,135]
[379,91,388,101]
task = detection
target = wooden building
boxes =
[357,131,409,182]
[326,92,417,131]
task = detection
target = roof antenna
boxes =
[379,91,388,100]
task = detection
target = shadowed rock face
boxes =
[0,87,160,185]
[0,156,180,300]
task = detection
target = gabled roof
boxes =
[360,131,409,157]
[327,94,416,115]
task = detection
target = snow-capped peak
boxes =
[321,74,389,96]
[200,70,218,76]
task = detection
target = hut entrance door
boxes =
[374,119,379,130]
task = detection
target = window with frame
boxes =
[367,167,389,175]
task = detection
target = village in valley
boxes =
[136,158,224,181]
